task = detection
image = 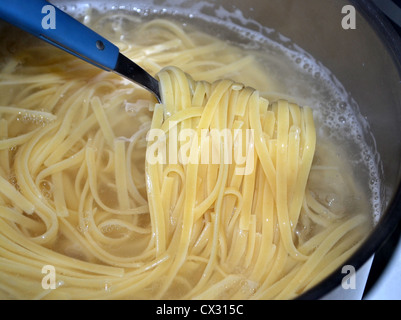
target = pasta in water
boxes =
[0,13,372,300]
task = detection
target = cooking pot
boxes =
[2,0,401,300]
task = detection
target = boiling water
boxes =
[59,1,382,224]
[0,1,386,299]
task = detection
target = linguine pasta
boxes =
[0,15,371,299]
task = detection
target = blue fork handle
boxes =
[0,0,162,102]
[0,0,119,71]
